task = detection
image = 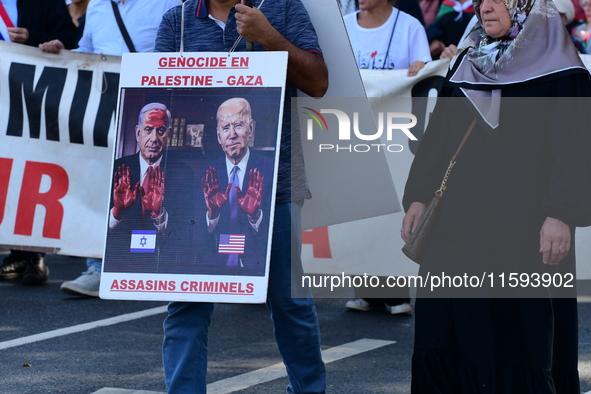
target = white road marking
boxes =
[0,306,167,351]
[91,338,396,394]
[93,390,162,394]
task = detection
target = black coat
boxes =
[404,60,591,392]
[17,0,78,48]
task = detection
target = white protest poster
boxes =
[99,52,288,303]
[0,41,120,258]
[298,0,401,231]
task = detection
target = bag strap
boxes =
[451,118,477,162]
[111,0,137,53]
[436,118,477,197]
[380,9,400,69]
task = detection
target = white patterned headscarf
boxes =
[449,0,584,87]
[447,0,586,128]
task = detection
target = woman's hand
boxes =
[39,39,65,54]
[539,217,571,265]
[429,39,445,58]
[7,27,29,44]
[439,44,458,60]
[401,202,426,242]
[407,61,426,77]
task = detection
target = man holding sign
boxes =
[155,0,328,393]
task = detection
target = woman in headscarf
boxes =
[401,0,591,391]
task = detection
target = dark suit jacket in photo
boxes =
[103,152,195,274]
[192,151,274,277]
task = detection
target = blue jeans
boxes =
[87,258,102,272]
[162,202,326,393]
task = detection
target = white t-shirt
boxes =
[76,0,181,55]
[343,7,431,70]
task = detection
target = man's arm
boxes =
[234,4,328,97]
[155,7,178,53]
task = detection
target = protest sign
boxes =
[99,52,288,303]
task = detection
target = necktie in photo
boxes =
[229,165,240,220]
[227,166,240,266]
[141,166,153,216]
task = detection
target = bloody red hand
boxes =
[202,166,231,219]
[237,168,264,218]
[113,164,139,219]
[141,166,166,217]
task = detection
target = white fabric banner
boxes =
[0,41,120,258]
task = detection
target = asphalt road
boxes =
[1,252,590,394]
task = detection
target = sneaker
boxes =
[386,302,413,315]
[345,298,383,312]
[61,266,101,297]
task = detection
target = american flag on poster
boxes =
[218,234,246,254]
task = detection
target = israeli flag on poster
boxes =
[130,230,157,253]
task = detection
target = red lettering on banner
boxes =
[231,57,249,67]
[110,280,119,289]
[301,227,332,258]
[0,158,13,225]
[14,161,69,239]
[227,75,263,86]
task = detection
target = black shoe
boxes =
[21,255,49,286]
[0,254,27,280]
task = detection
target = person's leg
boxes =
[411,297,460,393]
[266,202,326,394]
[60,258,102,297]
[383,285,412,314]
[87,258,102,272]
[346,277,412,314]
[162,302,214,394]
[551,297,580,394]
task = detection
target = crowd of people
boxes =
[1,0,590,393]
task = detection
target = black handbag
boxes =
[402,119,477,263]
